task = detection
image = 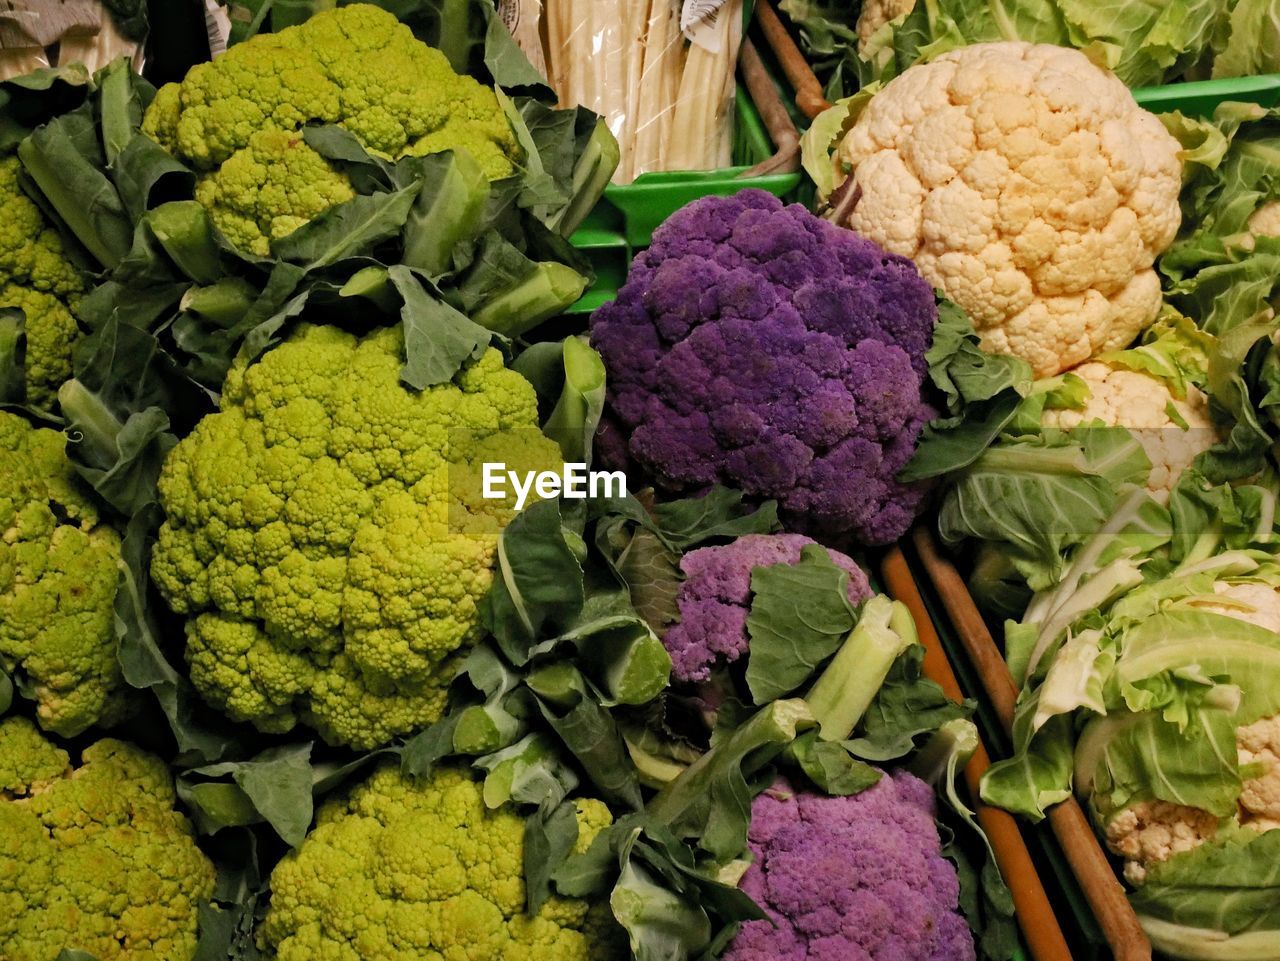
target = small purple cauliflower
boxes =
[727,774,976,961]
[664,533,871,683]
[590,189,938,545]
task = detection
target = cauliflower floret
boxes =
[0,412,130,737]
[0,717,216,961]
[0,156,85,407]
[1103,800,1219,885]
[856,0,916,51]
[142,4,519,255]
[150,324,562,750]
[663,534,871,683]
[590,190,939,547]
[725,774,975,960]
[262,764,626,960]
[1105,586,1280,882]
[1248,200,1280,238]
[1041,362,1219,498]
[836,42,1182,377]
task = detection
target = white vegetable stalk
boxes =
[631,0,684,178]
[542,0,741,183]
[665,0,743,172]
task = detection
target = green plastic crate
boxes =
[1134,73,1280,117]
[568,83,803,313]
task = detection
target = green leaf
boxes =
[0,666,11,716]
[535,688,644,810]
[56,951,100,961]
[650,487,781,551]
[902,301,1033,482]
[790,731,884,795]
[387,264,491,390]
[615,528,684,637]
[271,183,420,268]
[544,335,607,464]
[1130,827,1280,941]
[0,308,25,406]
[19,107,132,270]
[850,644,973,761]
[648,699,815,861]
[522,799,582,914]
[400,149,490,277]
[483,499,586,665]
[181,744,317,847]
[745,545,859,703]
[113,506,242,763]
[1211,0,1280,77]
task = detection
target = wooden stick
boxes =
[753,0,831,119]
[881,548,1075,961]
[911,527,1153,961]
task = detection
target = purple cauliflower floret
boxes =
[590,189,938,546]
[663,533,872,684]
[727,774,976,961]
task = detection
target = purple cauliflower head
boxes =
[663,533,871,684]
[590,189,938,546]
[727,774,976,961]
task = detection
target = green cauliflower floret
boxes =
[0,717,217,961]
[151,323,561,749]
[262,763,627,960]
[0,156,86,408]
[0,412,129,737]
[142,3,519,256]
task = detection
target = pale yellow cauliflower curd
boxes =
[1248,201,1280,238]
[835,42,1182,377]
[1041,363,1219,499]
[856,0,916,51]
[1107,584,1280,883]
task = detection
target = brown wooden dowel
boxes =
[882,548,1074,961]
[753,0,832,119]
[738,38,801,177]
[910,527,1153,961]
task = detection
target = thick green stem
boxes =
[804,595,917,741]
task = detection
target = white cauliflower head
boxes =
[1105,585,1280,882]
[834,42,1183,377]
[1041,363,1219,499]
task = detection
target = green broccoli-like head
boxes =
[0,412,130,737]
[142,3,520,256]
[263,763,627,960]
[0,157,86,409]
[151,323,562,749]
[0,717,217,960]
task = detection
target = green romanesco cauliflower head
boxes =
[0,412,130,737]
[142,3,519,256]
[151,323,561,749]
[0,156,86,408]
[262,763,627,960]
[0,717,217,961]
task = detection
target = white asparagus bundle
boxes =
[544,0,742,181]
[664,0,743,171]
[631,0,684,179]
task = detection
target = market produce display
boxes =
[6,1,1280,959]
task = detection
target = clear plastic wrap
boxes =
[0,1,145,79]
[541,0,745,183]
